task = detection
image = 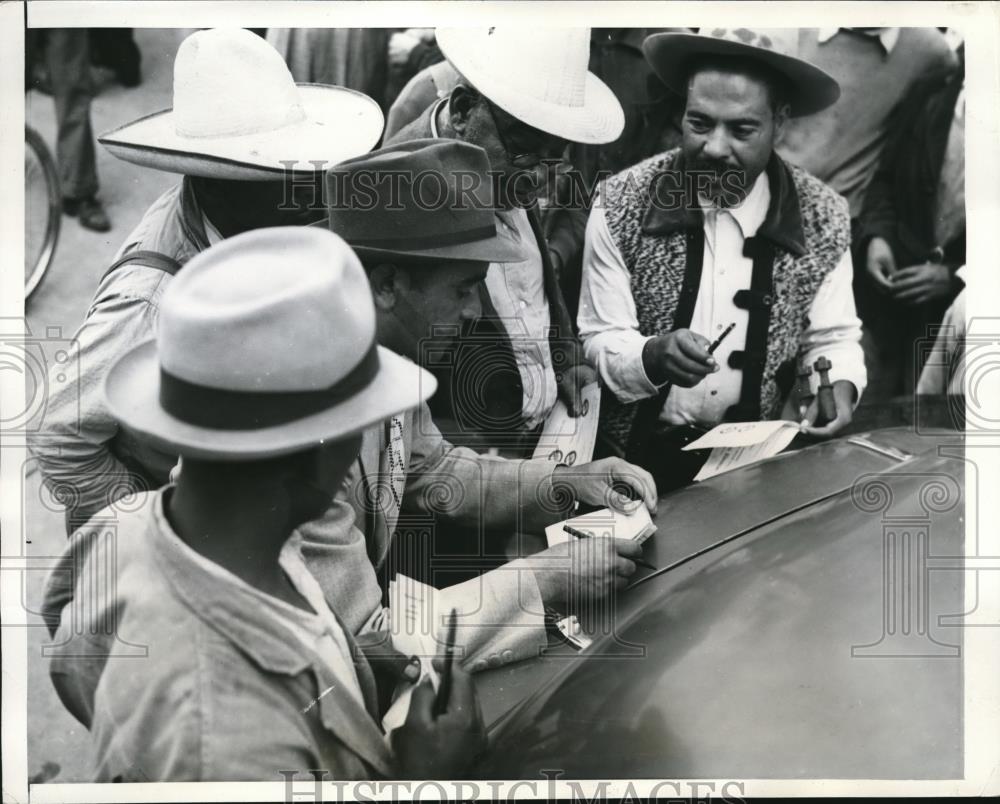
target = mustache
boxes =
[689,159,743,178]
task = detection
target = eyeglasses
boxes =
[484,101,565,169]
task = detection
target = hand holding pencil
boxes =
[641,323,736,389]
[392,610,487,778]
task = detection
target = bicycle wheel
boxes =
[25,125,61,300]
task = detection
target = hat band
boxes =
[345,223,498,252]
[159,344,380,430]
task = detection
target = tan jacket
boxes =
[298,402,569,671]
[47,493,394,781]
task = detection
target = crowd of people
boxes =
[30,25,965,781]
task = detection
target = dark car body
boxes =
[473,426,965,779]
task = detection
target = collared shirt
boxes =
[486,209,558,428]
[175,503,366,712]
[578,172,867,427]
[46,490,393,781]
[428,99,558,427]
[817,27,901,53]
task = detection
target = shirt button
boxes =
[717,324,723,330]
[711,390,718,396]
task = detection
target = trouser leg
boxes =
[47,29,98,200]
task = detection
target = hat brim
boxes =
[642,33,841,117]
[99,85,384,180]
[106,341,436,461]
[435,28,625,145]
[311,218,529,265]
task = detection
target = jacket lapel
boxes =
[151,497,395,776]
[315,615,395,777]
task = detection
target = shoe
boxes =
[63,196,111,233]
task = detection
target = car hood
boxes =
[475,428,964,779]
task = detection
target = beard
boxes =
[687,159,748,208]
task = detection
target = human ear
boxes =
[448,85,479,135]
[772,102,790,139]
[369,263,401,311]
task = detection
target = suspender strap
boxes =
[625,224,705,460]
[724,235,777,422]
[101,250,182,284]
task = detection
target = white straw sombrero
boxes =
[99,28,384,180]
[105,227,436,460]
[434,27,625,145]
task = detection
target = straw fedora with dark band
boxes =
[105,227,436,460]
[99,28,384,180]
[322,138,529,265]
[642,28,841,117]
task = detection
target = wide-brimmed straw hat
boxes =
[434,27,625,144]
[642,28,841,117]
[323,138,528,265]
[99,28,384,180]
[105,227,436,460]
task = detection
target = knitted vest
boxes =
[599,149,850,451]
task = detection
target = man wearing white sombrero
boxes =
[29,28,384,534]
[44,226,488,780]
[578,28,867,490]
[388,27,625,455]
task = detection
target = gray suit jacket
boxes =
[298,402,570,671]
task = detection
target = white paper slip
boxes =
[692,422,800,482]
[681,419,799,451]
[532,381,601,466]
[556,615,593,650]
[544,504,656,548]
[381,576,442,734]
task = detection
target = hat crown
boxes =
[700,27,799,59]
[172,28,306,138]
[158,227,375,393]
[439,27,590,109]
[326,138,512,258]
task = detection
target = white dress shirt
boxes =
[486,208,558,429]
[578,172,866,428]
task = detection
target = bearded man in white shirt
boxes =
[578,28,867,490]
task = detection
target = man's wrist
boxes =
[641,335,671,387]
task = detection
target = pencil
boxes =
[562,525,658,571]
[433,608,457,717]
[707,321,737,354]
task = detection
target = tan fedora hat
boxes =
[434,27,625,145]
[105,227,436,460]
[99,28,384,181]
[643,28,841,117]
